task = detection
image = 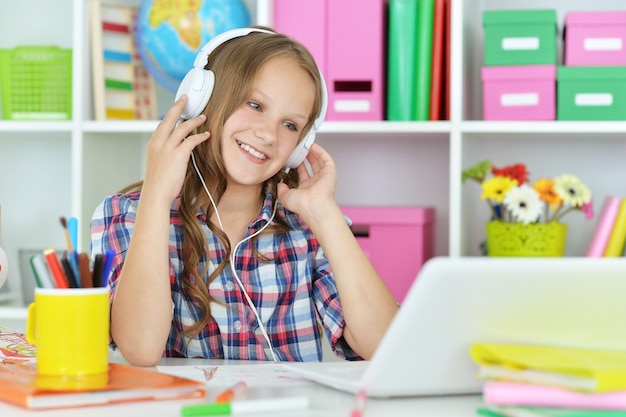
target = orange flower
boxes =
[533,178,562,209]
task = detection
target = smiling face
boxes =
[220,55,316,188]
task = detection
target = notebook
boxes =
[283,256,626,398]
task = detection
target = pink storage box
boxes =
[565,11,626,66]
[325,0,384,121]
[482,65,556,121]
[273,0,384,121]
[341,206,435,303]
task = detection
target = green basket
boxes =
[486,221,567,257]
[0,46,72,120]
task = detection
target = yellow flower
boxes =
[481,176,518,203]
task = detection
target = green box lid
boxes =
[483,9,557,27]
[558,66,626,81]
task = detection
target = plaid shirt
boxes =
[90,191,360,362]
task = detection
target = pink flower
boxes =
[581,200,594,220]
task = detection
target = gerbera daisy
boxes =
[502,185,542,224]
[553,174,592,208]
[481,176,518,203]
[533,178,562,210]
[492,163,530,185]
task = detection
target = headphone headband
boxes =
[192,28,275,69]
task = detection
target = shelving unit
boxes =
[459,0,626,259]
[0,0,624,309]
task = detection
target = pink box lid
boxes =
[341,206,435,225]
[566,11,626,26]
[482,65,556,81]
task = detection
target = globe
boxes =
[136,0,251,92]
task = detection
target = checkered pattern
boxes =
[91,191,360,361]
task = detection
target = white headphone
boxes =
[175,27,328,171]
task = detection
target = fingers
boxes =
[159,95,204,134]
[181,128,211,150]
[152,95,209,147]
[159,94,189,131]
[276,181,290,199]
[308,143,330,161]
[303,143,333,174]
[295,161,310,179]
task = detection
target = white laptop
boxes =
[283,256,626,398]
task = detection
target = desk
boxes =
[0,358,482,416]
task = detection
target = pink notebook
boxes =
[586,196,622,257]
[484,381,626,409]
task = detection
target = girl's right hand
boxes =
[141,95,211,204]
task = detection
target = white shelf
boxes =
[321,121,452,134]
[0,121,73,132]
[82,120,160,133]
[461,121,626,134]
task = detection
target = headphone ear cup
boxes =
[284,130,315,170]
[175,68,215,119]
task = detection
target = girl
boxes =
[90,27,398,366]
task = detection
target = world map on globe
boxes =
[136,0,251,92]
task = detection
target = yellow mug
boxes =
[26,287,110,379]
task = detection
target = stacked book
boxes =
[470,343,626,417]
[586,196,626,257]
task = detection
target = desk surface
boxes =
[0,358,482,417]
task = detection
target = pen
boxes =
[350,389,367,417]
[101,248,115,287]
[215,381,247,403]
[30,254,54,288]
[180,396,309,416]
[78,252,93,288]
[67,216,78,252]
[92,253,103,288]
[43,248,69,288]
[60,218,81,287]
[60,255,78,288]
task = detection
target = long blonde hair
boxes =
[123,28,324,338]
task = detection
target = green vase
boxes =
[486,221,567,257]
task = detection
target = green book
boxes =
[386,0,419,121]
[413,0,436,121]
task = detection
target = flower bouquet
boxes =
[462,161,594,256]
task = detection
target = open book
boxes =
[0,325,36,360]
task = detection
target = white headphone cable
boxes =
[192,151,279,361]
[228,204,279,362]
[191,151,224,231]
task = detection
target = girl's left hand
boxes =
[277,143,339,221]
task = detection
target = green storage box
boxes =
[0,46,72,120]
[483,9,558,66]
[557,66,626,121]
